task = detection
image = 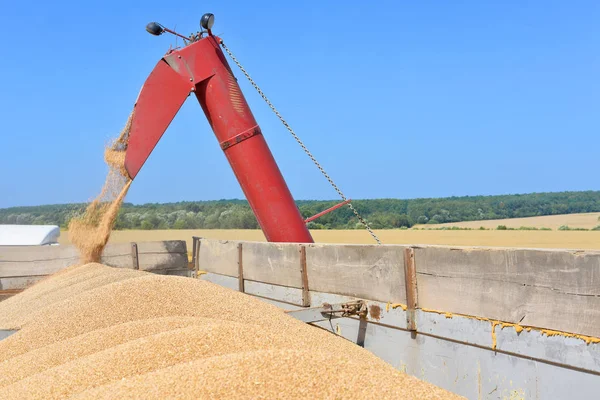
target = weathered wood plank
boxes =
[0,240,187,262]
[136,240,187,255]
[300,246,310,307]
[0,243,132,262]
[244,280,305,306]
[197,239,239,277]
[305,244,407,303]
[194,238,201,276]
[0,276,46,291]
[131,243,139,270]
[136,252,188,272]
[0,253,137,276]
[241,242,303,288]
[415,247,600,337]
[0,258,79,278]
[416,247,600,295]
[0,245,80,262]
[198,272,239,291]
[403,247,418,331]
[153,268,191,277]
[237,243,244,292]
[196,270,308,307]
[191,237,200,275]
[0,240,188,278]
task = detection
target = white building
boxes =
[0,225,61,246]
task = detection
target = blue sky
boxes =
[0,1,598,208]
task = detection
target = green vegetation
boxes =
[592,226,600,231]
[1,190,600,230]
[495,225,553,231]
[424,226,474,231]
[558,225,589,231]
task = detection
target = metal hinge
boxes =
[286,300,368,324]
[322,300,368,319]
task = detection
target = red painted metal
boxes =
[125,61,192,179]
[124,35,314,243]
[304,199,352,224]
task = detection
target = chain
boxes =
[220,40,381,244]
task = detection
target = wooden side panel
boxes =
[0,241,188,290]
[99,241,188,271]
[0,244,80,277]
[195,240,600,337]
[305,244,407,303]
[197,239,239,277]
[0,245,80,262]
[244,280,305,306]
[136,240,187,255]
[415,247,600,337]
[241,242,303,287]
[0,276,47,291]
[136,241,188,272]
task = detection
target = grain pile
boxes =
[0,264,464,399]
[67,112,133,264]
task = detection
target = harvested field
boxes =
[0,263,462,399]
[59,227,600,251]
[420,212,600,230]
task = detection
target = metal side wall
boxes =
[198,272,600,400]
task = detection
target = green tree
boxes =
[140,220,154,230]
[3,191,600,230]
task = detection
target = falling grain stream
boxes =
[67,112,133,264]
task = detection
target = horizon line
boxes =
[2,189,599,210]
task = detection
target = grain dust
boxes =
[67,112,133,264]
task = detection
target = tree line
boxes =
[1,191,600,230]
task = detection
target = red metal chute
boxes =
[124,33,314,243]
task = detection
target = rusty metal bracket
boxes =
[192,236,202,277]
[300,245,310,307]
[403,247,418,331]
[237,243,244,293]
[131,243,139,270]
[220,126,261,150]
[322,300,368,319]
[191,237,197,268]
[285,300,368,324]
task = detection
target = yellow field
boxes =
[59,227,600,251]
[420,212,600,230]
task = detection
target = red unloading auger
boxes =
[124,13,381,244]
